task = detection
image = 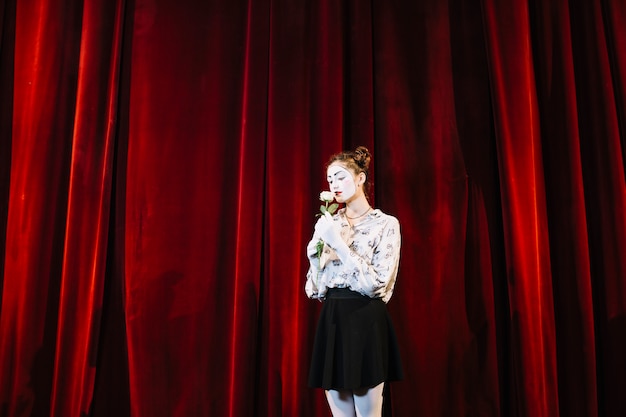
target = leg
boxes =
[353,383,385,417]
[325,389,357,417]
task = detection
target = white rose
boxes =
[319,191,335,202]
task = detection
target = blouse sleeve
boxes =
[344,216,401,302]
[304,219,323,299]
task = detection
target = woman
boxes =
[305,146,403,417]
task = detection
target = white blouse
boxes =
[305,208,401,303]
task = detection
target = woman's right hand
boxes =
[314,212,344,249]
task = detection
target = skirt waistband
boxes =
[326,287,366,299]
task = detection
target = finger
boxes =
[315,217,329,232]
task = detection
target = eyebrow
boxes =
[327,171,346,179]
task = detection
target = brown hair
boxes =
[326,146,372,198]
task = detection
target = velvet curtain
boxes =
[0,0,624,416]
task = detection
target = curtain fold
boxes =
[49,1,125,415]
[480,0,558,415]
[529,1,599,416]
[568,1,626,415]
[0,0,624,416]
[0,0,17,314]
[1,1,84,416]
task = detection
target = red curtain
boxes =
[0,0,625,416]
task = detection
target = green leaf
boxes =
[320,205,327,214]
[328,203,339,214]
[315,239,324,258]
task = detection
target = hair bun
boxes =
[353,146,371,170]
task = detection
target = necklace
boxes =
[345,206,372,220]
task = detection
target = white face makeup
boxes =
[327,164,357,202]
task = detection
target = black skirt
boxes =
[308,288,403,390]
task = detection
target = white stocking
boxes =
[325,383,385,417]
[353,383,385,417]
[325,389,356,417]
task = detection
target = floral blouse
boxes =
[305,208,401,303]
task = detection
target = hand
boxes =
[314,212,344,249]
